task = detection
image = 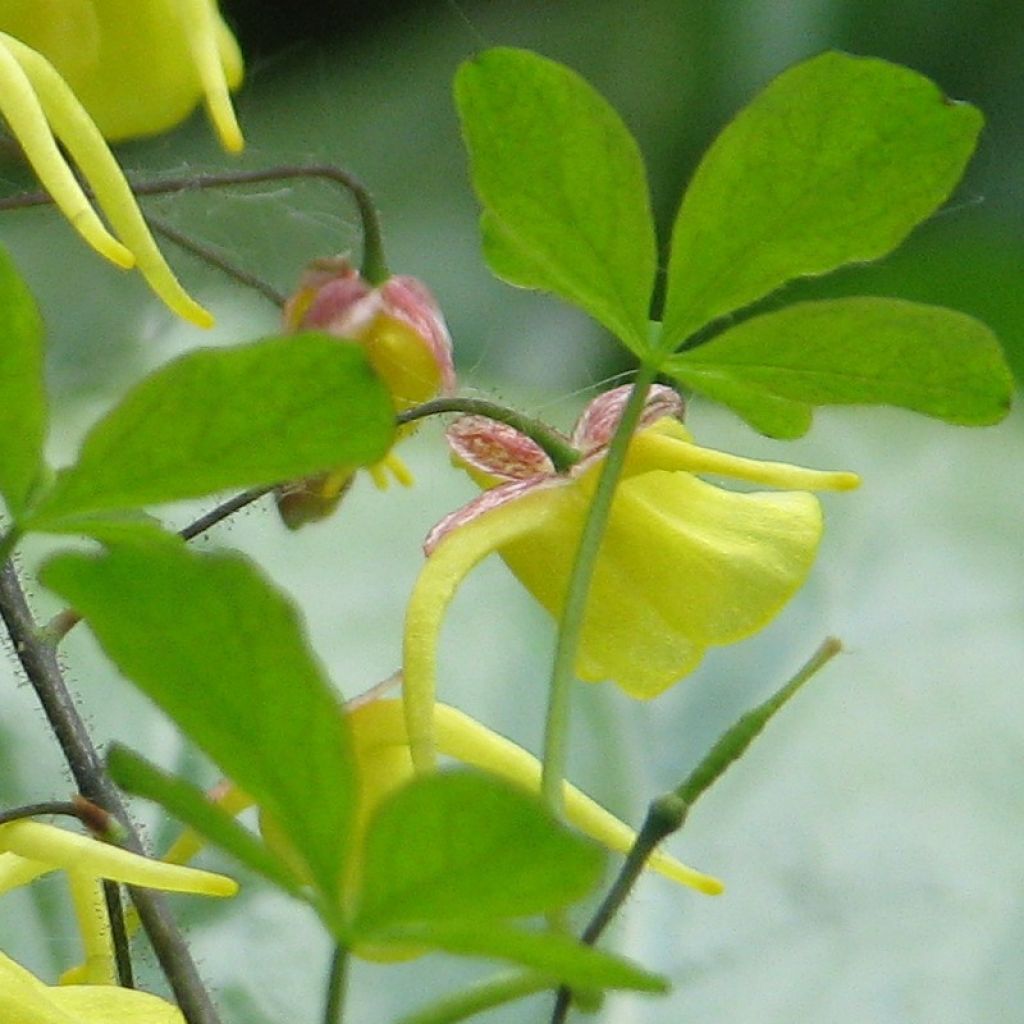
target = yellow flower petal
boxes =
[0,1,244,151]
[0,850,52,895]
[1,950,185,1022]
[4,34,214,327]
[0,32,131,268]
[403,489,557,771]
[628,422,860,491]
[180,0,244,153]
[0,821,237,896]
[66,870,117,986]
[499,466,825,697]
[350,698,722,894]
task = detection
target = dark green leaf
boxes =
[107,744,302,895]
[666,298,1012,437]
[660,52,983,350]
[352,769,605,932]
[369,920,667,994]
[456,47,657,355]
[0,244,47,519]
[41,543,355,911]
[26,333,394,528]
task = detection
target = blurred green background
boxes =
[1,2,1022,1023]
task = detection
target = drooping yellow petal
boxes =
[66,871,117,986]
[180,0,244,153]
[627,423,860,492]
[5,35,214,327]
[0,821,237,896]
[0,1,244,152]
[0,33,131,268]
[0,851,53,895]
[350,698,722,894]
[403,490,557,772]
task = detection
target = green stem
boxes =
[397,397,582,472]
[551,636,843,1023]
[540,362,659,812]
[396,971,553,1024]
[323,944,350,1024]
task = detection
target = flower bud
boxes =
[275,258,456,529]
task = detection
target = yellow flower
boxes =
[0,1,245,325]
[346,695,721,897]
[275,259,457,528]
[0,948,185,1023]
[0,1,243,149]
[168,693,720,963]
[403,385,859,769]
[0,819,236,986]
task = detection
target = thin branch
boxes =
[397,397,582,473]
[45,485,274,643]
[147,215,286,307]
[0,560,222,1024]
[0,163,389,284]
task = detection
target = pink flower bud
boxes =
[275,258,456,529]
[285,257,456,410]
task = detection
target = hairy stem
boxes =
[398,396,581,472]
[44,484,274,643]
[147,215,286,307]
[0,560,222,1024]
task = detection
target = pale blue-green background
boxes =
[1,1,1022,1022]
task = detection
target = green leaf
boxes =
[0,245,47,519]
[352,769,605,933]
[456,47,657,355]
[26,333,394,529]
[660,52,984,351]
[107,743,302,895]
[40,543,355,911]
[665,297,1012,437]
[373,921,668,994]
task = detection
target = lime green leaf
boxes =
[352,769,604,933]
[660,52,983,350]
[370,921,667,994]
[666,298,1012,437]
[107,744,302,895]
[40,543,355,910]
[26,333,394,528]
[456,47,657,355]
[0,245,47,519]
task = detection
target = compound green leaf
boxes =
[41,543,355,911]
[660,52,983,351]
[26,333,394,528]
[456,47,657,356]
[352,769,604,933]
[0,245,47,519]
[665,298,1012,437]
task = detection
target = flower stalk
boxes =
[540,362,658,811]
